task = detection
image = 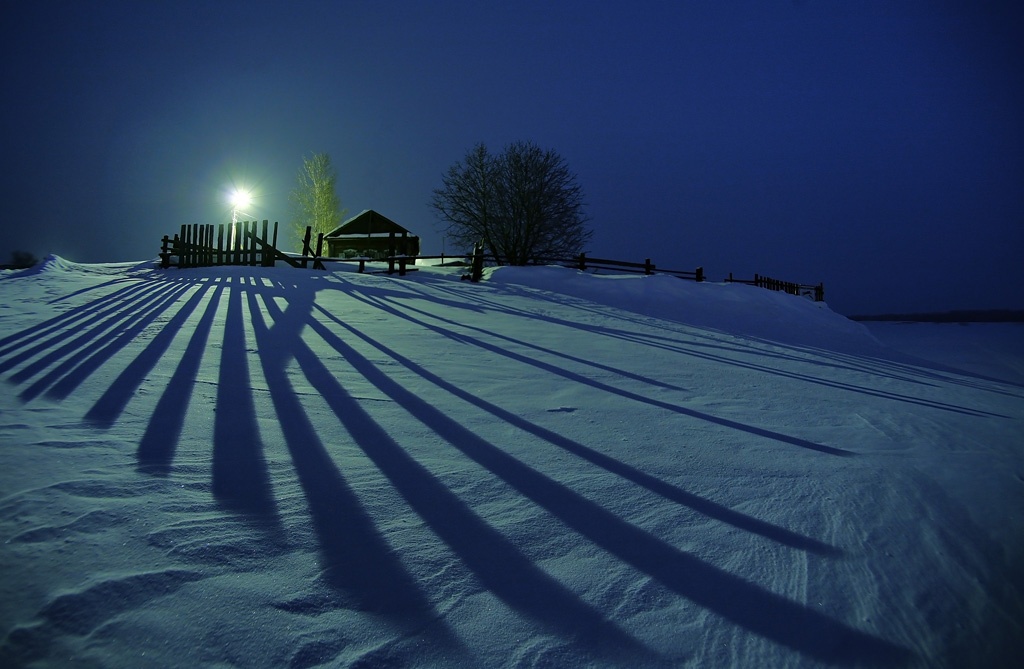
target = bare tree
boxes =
[289,152,345,250]
[432,141,591,264]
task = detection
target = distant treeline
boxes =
[850,310,1024,323]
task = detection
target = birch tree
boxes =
[289,152,345,250]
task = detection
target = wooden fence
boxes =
[160,221,428,275]
[159,225,822,301]
[531,253,704,282]
[726,273,824,302]
[161,221,299,269]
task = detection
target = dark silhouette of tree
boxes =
[8,251,39,269]
[432,141,591,265]
[289,153,346,250]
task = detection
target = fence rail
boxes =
[726,273,824,302]
[533,253,704,282]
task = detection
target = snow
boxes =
[2,256,1022,667]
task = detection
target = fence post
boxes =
[183,224,191,268]
[215,224,224,265]
[207,224,215,266]
[195,225,202,267]
[179,226,187,268]
[313,233,326,270]
[259,220,269,266]
[301,226,312,269]
[387,232,396,274]
[696,266,704,282]
[816,283,825,302]
[240,221,248,265]
[578,252,586,271]
[199,225,207,266]
[190,224,198,267]
[471,243,484,282]
[644,258,653,275]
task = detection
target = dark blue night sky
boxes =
[3,1,1021,315]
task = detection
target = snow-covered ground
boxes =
[1,257,1021,668]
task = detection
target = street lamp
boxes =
[230,188,252,224]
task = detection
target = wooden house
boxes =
[324,210,420,259]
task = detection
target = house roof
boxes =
[325,209,416,237]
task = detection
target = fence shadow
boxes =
[0,266,923,664]
[404,277,1012,418]
[348,286,852,457]
[1,280,181,385]
[297,290,910,666]
[248,277,657,664]
[212,277,278,516]
[312,301,841,557]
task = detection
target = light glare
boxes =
[230,188,252,210]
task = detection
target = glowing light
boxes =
[230,188,252,211]
[229,187,253,224]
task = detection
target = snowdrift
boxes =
[1,258,1022,668]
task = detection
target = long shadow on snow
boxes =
[411,277,907,381]
[212,276,279,516]
[414,273,1020,403]
[244,278,468,653]
[351,288,851,457]
[33,282,196,403]
[114,276,281,519]
[0,277,150,357]
[406,278,1010,416]
[135,278,226,474]
[0,279,174,378]
[86,276,218,428]
[319,299,839,557]
[250,278,657,665]
[583,323,1008,418]
[307,295,912,665]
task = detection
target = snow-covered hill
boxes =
[2,257,1022,667]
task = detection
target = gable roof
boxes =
[325,210,415,237]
